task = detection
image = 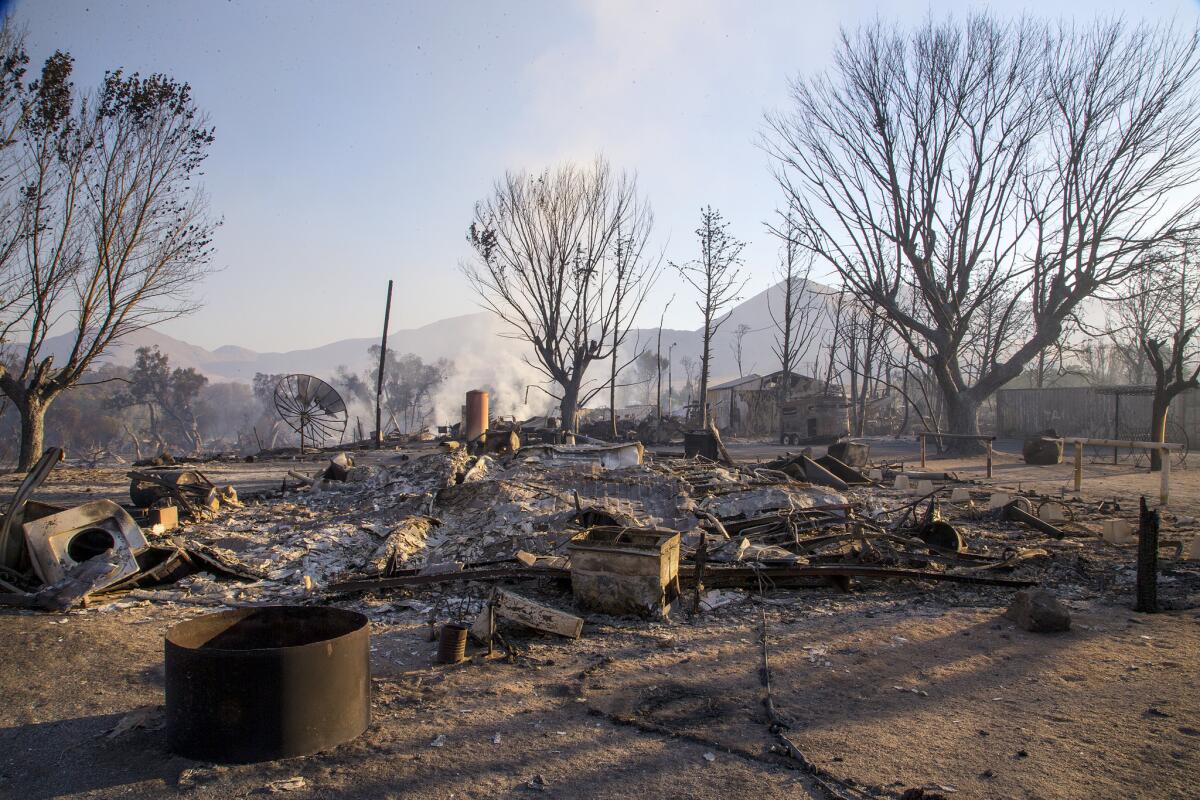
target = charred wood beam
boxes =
[679,564,1036,589]
[327,567,569,594]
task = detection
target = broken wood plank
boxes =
[1003,501,1065,540]
[492,588,583,639]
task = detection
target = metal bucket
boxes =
[683,430,719,461]
[165,605,370,763]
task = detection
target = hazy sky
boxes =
[13,0,1199,352]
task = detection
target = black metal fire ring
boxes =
[165,605,370,763]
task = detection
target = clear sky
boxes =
[12,0,1199,352]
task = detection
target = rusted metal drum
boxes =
[436,622,468,664]
[165,605,370,763]
[464,389,489,442]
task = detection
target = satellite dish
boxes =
[273,374,348,452]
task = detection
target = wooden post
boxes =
[1160,447,1170,507]
[920,434,927,468]
[486,602,495,657]
[1073,441,1083,493]
[1135,497,1159,613]
[375,279,394,449]
[1113,395,1120,465]
[985,439,993,479]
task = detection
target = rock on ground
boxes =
[1004,588,1071,632]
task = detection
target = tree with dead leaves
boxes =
[765,16,1200,449]
[0,43,215,469]
[111,346,208,454]
[465,158,655,437]
[673,206,747,428]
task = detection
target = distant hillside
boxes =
[26,279,837,420]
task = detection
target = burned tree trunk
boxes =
[941,392,984,454]
[17,395,48,470]
[559,382,581,442]
[1149,394,1170,472]
[1136,497,1159,613]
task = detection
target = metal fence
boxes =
[995,386,1200,443]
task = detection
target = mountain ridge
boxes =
[24,280,836,416]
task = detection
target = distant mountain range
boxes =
[30,280,837,417]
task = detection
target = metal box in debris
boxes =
[569,527,680,617]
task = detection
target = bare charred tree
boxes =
[1103,264,1171,385]
[673,206,747,428]
[768,216,822,442]
[608,231,661,439]
[631,349,665,405]
[680,355,696,409]
[765,16,1200,450]
[0,49,215,469]
[729,323,752,378]
[832,294,891,436]
[1137,246,1200,470]
[465,158,655,439]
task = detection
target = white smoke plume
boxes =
[431,345,555,427]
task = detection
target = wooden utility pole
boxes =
[655,296,673,429]
[375,279,394,449]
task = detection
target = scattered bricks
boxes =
[988,492,1011,510]
[1037,501,1067,523]
[1004,588,1071,632]
[147,505,179,532]
[1102,519,1134,545]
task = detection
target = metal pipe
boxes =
[1058,437,1182,450]
[917,431,996,441]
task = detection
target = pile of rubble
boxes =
[3,436,1200,641]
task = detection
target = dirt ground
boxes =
[1,438,1198,799]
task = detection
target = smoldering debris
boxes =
[2,429,1199,635]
